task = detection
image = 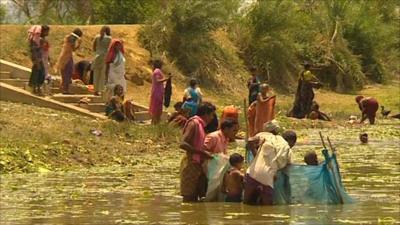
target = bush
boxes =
[139,0,241,87]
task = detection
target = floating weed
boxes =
[262,214,290,219]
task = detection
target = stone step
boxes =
[73,103,106,113]
[0,71,12,79]
[133,111,151,121]
[52,94,105,104]
[51,86,92,95]
[0,78,28,89]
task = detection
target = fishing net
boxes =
[205,153,229,202]
[273,149,353,204]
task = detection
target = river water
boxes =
[1,122,399,225]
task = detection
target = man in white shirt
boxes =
[244,130,297,205]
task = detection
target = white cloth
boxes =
[246,132,292,188]
[107,52,126,93]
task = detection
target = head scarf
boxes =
[355,96,364,103]
[263,120,280,133]
[106,39,125,66]
[28,25,42,46]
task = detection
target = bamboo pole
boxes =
[327,136,344,204]
[243,98,249,163]
[321,134,344,204]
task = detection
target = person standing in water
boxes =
[92,26,112,96]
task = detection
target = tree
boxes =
[0,3,6,24]
[140,0,240,82]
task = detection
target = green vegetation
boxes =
[139,0,244,88]
[0,3,5,24]
[6,0,399,93]
[235,0,399,92]
[0,101,181,174]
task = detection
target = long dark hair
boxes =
[100,26,111,40]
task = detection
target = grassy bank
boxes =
[1,78,399,174]
[0,101,181,174]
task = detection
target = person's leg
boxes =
[93,66,101,94]
[62,59,73,94]
[243,175,259,205]
[259,185,274,205]
[99,64,106,94]
[368,113,376,125]
[180,156,202,202]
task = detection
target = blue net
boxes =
[273,149,354,204]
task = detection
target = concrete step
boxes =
[0,71,12,79]
[73,103,106,113]
[0,78,28,89]
[133,111,151,121]
[51,94,104,104]
[50,86,92,95]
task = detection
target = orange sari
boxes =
[248,96,276,137]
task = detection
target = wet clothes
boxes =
[243,174,274,205]
[359,97,379,124]
[164,78,172,108]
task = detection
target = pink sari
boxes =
[149,68,164,116]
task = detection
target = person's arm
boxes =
[105,63,110,83]
[258,94,275,103]
[71,37,82,51]
[319,111,331,121]
[179,121,200,154]
[197,88,203,103]
[203,135,216,154]
[92,37,97,52]
[220,172,228,193]
[157,77,169,83]
[359,101,367,123]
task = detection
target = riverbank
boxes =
[1,79,399,174]
[0,101,181,173]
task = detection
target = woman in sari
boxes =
[28,25,50,95]
[105,39,126,101]
[289,62,322,119]
[56,28,83,95]
[105,84,135,122]
[248,84,276,137]
[149,59,170,124]
[92,26,112,96]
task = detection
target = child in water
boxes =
[222,153,245,202]
[304,151,319,166]
[359,132,368,144]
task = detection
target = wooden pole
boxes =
[243,98,249,163]
[326,135,344,204]
[319,131,327,149]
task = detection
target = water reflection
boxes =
[1,123,399,224]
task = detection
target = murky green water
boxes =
[1,121,399,225]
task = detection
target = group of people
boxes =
[27,25,135,121]
[176,98,299,205]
